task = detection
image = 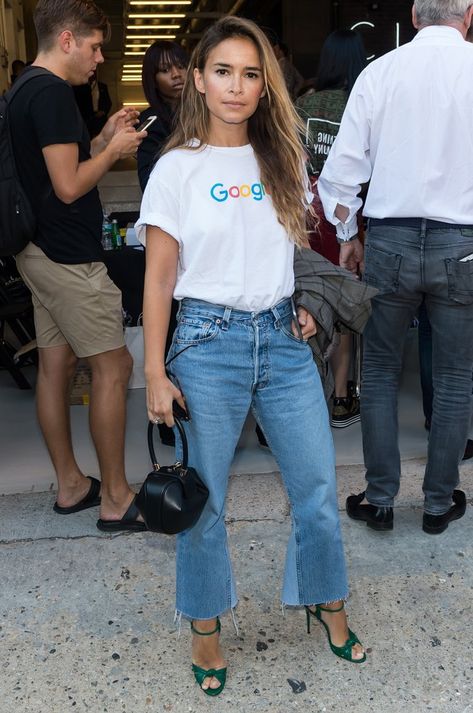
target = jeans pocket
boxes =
[446,258,473,304]
[278,313,308,346]
[363,243,402,294]
[175,315,219,344]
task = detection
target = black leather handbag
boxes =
[136,417,209,534]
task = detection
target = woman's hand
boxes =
[146,374,186,427]
[292,306,317,340]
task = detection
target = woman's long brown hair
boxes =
[164,16,313,246]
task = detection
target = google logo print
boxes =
[210,181,269,202]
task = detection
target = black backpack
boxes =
[0,68,51,257]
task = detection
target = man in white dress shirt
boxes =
[318,0,473,535]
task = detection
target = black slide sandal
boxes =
[53,476,101,515]
[96,496,147,533]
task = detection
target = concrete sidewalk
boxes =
[1,461,472,713]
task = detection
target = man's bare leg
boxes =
[87,346,136,521]
[36,344,92,507]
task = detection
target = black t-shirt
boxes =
[9,67,103,264]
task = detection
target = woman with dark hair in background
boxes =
[296,30,366,429]
[137,40,188,191]
[137,41,188,446]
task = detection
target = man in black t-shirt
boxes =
[13,0,148,533]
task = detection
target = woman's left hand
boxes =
[292,306,317,340]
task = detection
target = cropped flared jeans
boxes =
[167,297,348,621]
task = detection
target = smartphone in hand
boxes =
[136,115,157,132]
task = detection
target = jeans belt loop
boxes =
[221,306,232,331]
[271,301,282,328]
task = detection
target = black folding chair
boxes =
[0,257,36,389]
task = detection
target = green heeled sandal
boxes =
[305,603,366,664]
[191,617,227,697]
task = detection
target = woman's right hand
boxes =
[146,373,186,427]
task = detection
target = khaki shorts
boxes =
[16,243,125,358]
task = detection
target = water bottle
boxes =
[111,219,122,249]
[102,213,113,251]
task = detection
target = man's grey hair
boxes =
[414,0,472,25]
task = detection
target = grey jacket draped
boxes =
[294,247,378,397]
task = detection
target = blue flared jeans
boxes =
[361,220,473,514]
[167,297,348,621]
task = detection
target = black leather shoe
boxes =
[346,491,393,531]
[422,490,467,535]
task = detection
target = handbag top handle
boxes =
[147,416,188,470]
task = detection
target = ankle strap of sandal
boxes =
[317,602,345,613]
[191,617,221,636]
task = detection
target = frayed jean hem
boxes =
[175,601,239,636]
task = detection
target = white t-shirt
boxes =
[136,143,296,312]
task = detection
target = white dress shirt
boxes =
[318,26,473,240]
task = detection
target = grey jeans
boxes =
[361,219,473,514]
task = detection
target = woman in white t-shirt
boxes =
[137,16,365,697]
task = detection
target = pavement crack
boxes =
[0,533,140,546]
